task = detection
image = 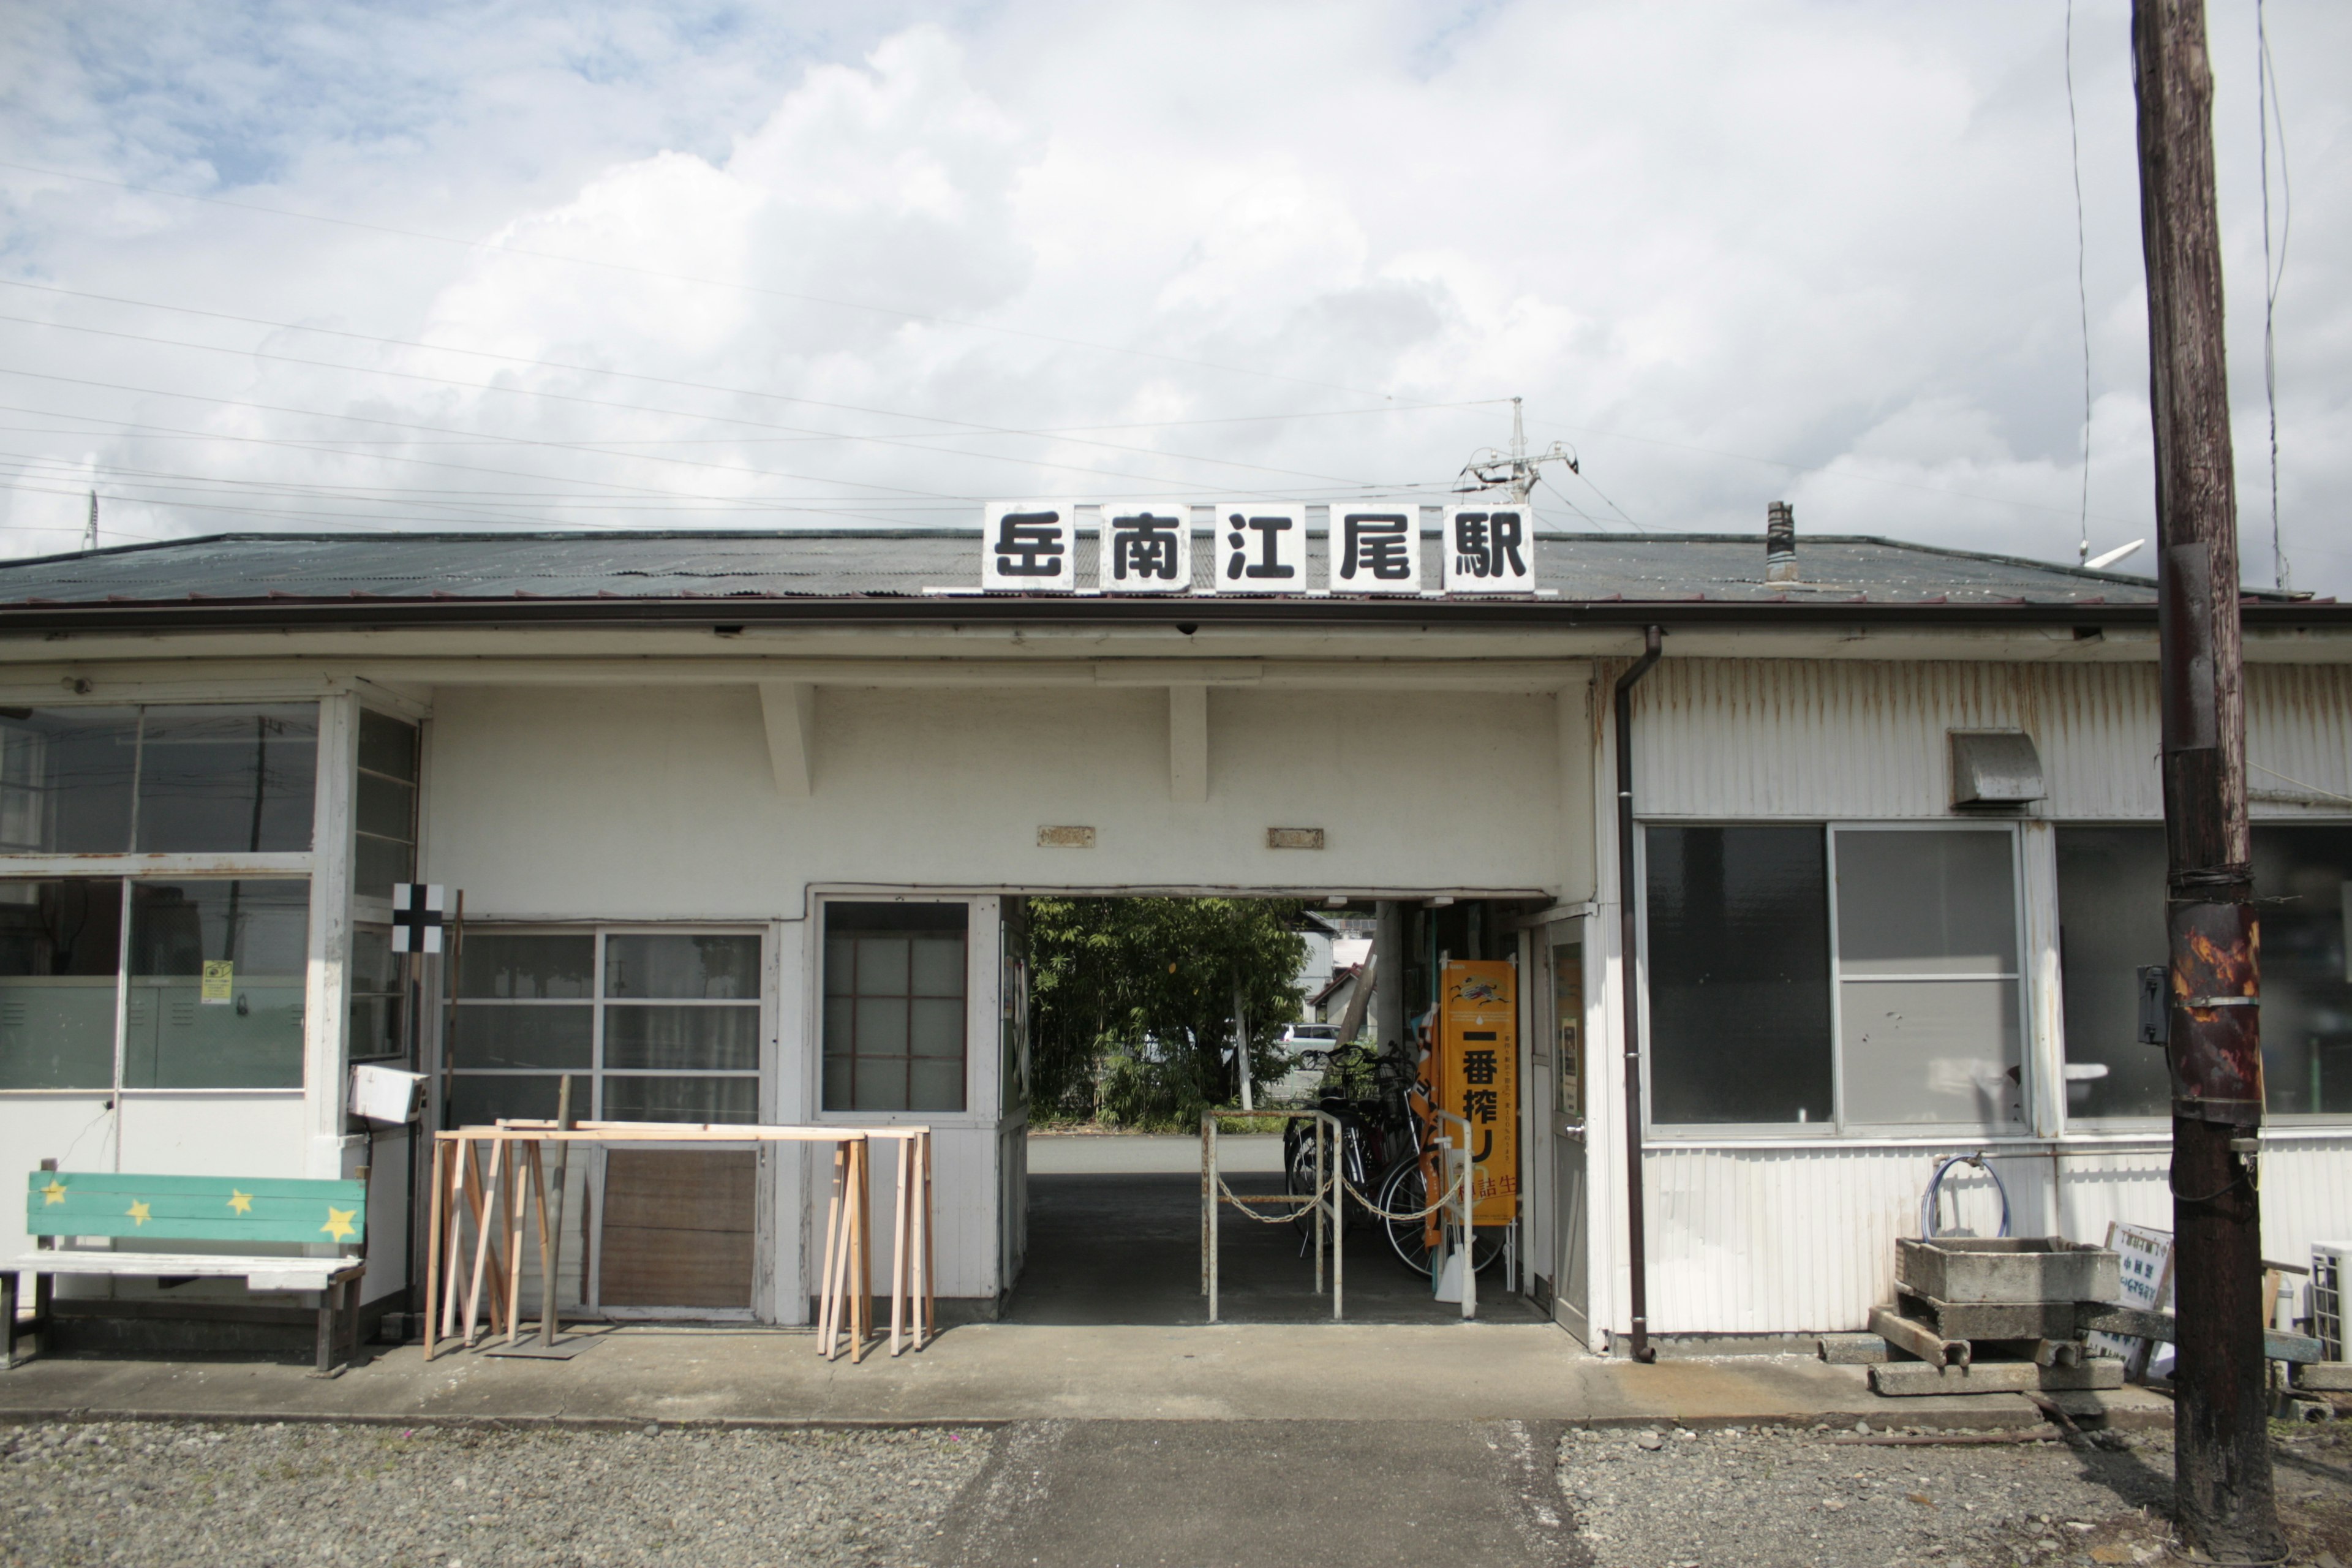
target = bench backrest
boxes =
[26,1170,368,1251]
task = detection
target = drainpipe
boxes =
[1615,625,1664,1363]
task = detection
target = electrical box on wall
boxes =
[1950,731,2045,808]
[349,1064,426,1123]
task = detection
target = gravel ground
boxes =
[0,1420,992,1568]
[1559,1419,2352,1568]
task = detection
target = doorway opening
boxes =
[1000,893,1559,1327]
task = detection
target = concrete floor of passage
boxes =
[1003,1170,1548,1326]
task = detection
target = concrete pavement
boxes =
[0,1321,2169,1431]
[930,1419,1580,1568]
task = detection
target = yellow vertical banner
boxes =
[1431,959,1520,1226]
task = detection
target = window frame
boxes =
[2054,815,2352,1130]
[1637,818,2032,1140]
[445,922,770,1125]
[810,893,995,1127]
[0,871,315,1097]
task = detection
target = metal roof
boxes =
[0,527,2326,631]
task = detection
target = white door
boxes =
[1544,925,1591,1343]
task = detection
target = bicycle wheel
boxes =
[1284,1118,1322,1241]
[1375,1154,1506,1278]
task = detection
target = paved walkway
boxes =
[0,1322,2168,1431]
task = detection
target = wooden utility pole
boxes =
[2132,2,2282,1559]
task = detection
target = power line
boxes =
[0,278,1505,445]
[0,311,1420,499]
[2065,0,2093,564]
[0,156,1400,402]
[2258,0,2292,592]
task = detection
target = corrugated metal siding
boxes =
[1634,659,2352,821]
[1644,1137,2352,1333]
[1620,657,2352,1336]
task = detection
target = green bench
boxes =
[7,1161,371,1376]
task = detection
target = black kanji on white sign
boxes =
[391,883,448,954]
[1211,504,1306,593]
[1331,507,1420,590]
[1103,503,1189,592]
[981,500,1073,590]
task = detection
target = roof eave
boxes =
[0,594,2285,634]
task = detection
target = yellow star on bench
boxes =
[40,1178,67,1206]
[126,1200,151,1227]
[226,1189,254,1215]
[320,1207,358,1243]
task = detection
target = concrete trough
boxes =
[1895,1238,2119,1306]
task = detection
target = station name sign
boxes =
[978,502,1537,595]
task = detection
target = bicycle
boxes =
[1283,1044,1505,1278]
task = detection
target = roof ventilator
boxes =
[1765,501,1798,584]
[1950,731,2046,809]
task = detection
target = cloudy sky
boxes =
[1,1,2344,592]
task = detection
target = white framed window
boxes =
[447,926,764,1125]
[820,901,970,1114]
[1640,820,2027,1135]
[2057,821,2352,1123]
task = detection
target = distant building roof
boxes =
[0,527,2326,631]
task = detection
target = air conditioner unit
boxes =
[2313,1243,2352,1360]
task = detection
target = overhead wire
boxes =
[2066,0,2093,565]
[0,277,1507,446]
[2258,0,2291,592]
[0,311,1432,499]
[0,156,1401,401]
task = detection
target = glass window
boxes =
[348,925,405,1063]
[1834,829,2022,1128]
[2056,827,2171,1118]
[123,879,309,1088]
[353,710,419,899]
[2252,826,2352,1117]
[0,879,123,1089]
[448,929,762,1127]
[135,705,318,853]
[0,709,137,853]
[1645,826,1834,1125]
[461,934,594,999]
[823,903,968,1113]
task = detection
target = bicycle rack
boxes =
[1198,1106,1479,1324]
[1200,1107,1344,1324]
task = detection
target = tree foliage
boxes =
[1026,897,1307,1129]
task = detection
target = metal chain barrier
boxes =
[1338,1165,1464,1224]
[1213,1169,1332,1224]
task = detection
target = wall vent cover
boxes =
[1950,731,2045,807]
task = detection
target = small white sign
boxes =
[390,883,447,954]
[1209,503,1308,593]
[1442,503,1536,594]
[1329,504,1423,593]
[1101,502,1193,593]
[981,500,1074,592]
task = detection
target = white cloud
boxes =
[0,0,2344,592]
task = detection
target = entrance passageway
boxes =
[1005,1134,1546,1326]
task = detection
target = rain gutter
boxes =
[0,596,2342,636]
[1613,625,1664,1364]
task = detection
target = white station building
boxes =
[3,513,2350,1352]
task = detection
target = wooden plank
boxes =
[26,1172,366,1244]
[26,1172,368,1200]
[597,1151,755,1311]
[1,1253,348,1286]
[818,1143,846,1358]
[2078,1303,2324,1365]
[423,1137,447,1362]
